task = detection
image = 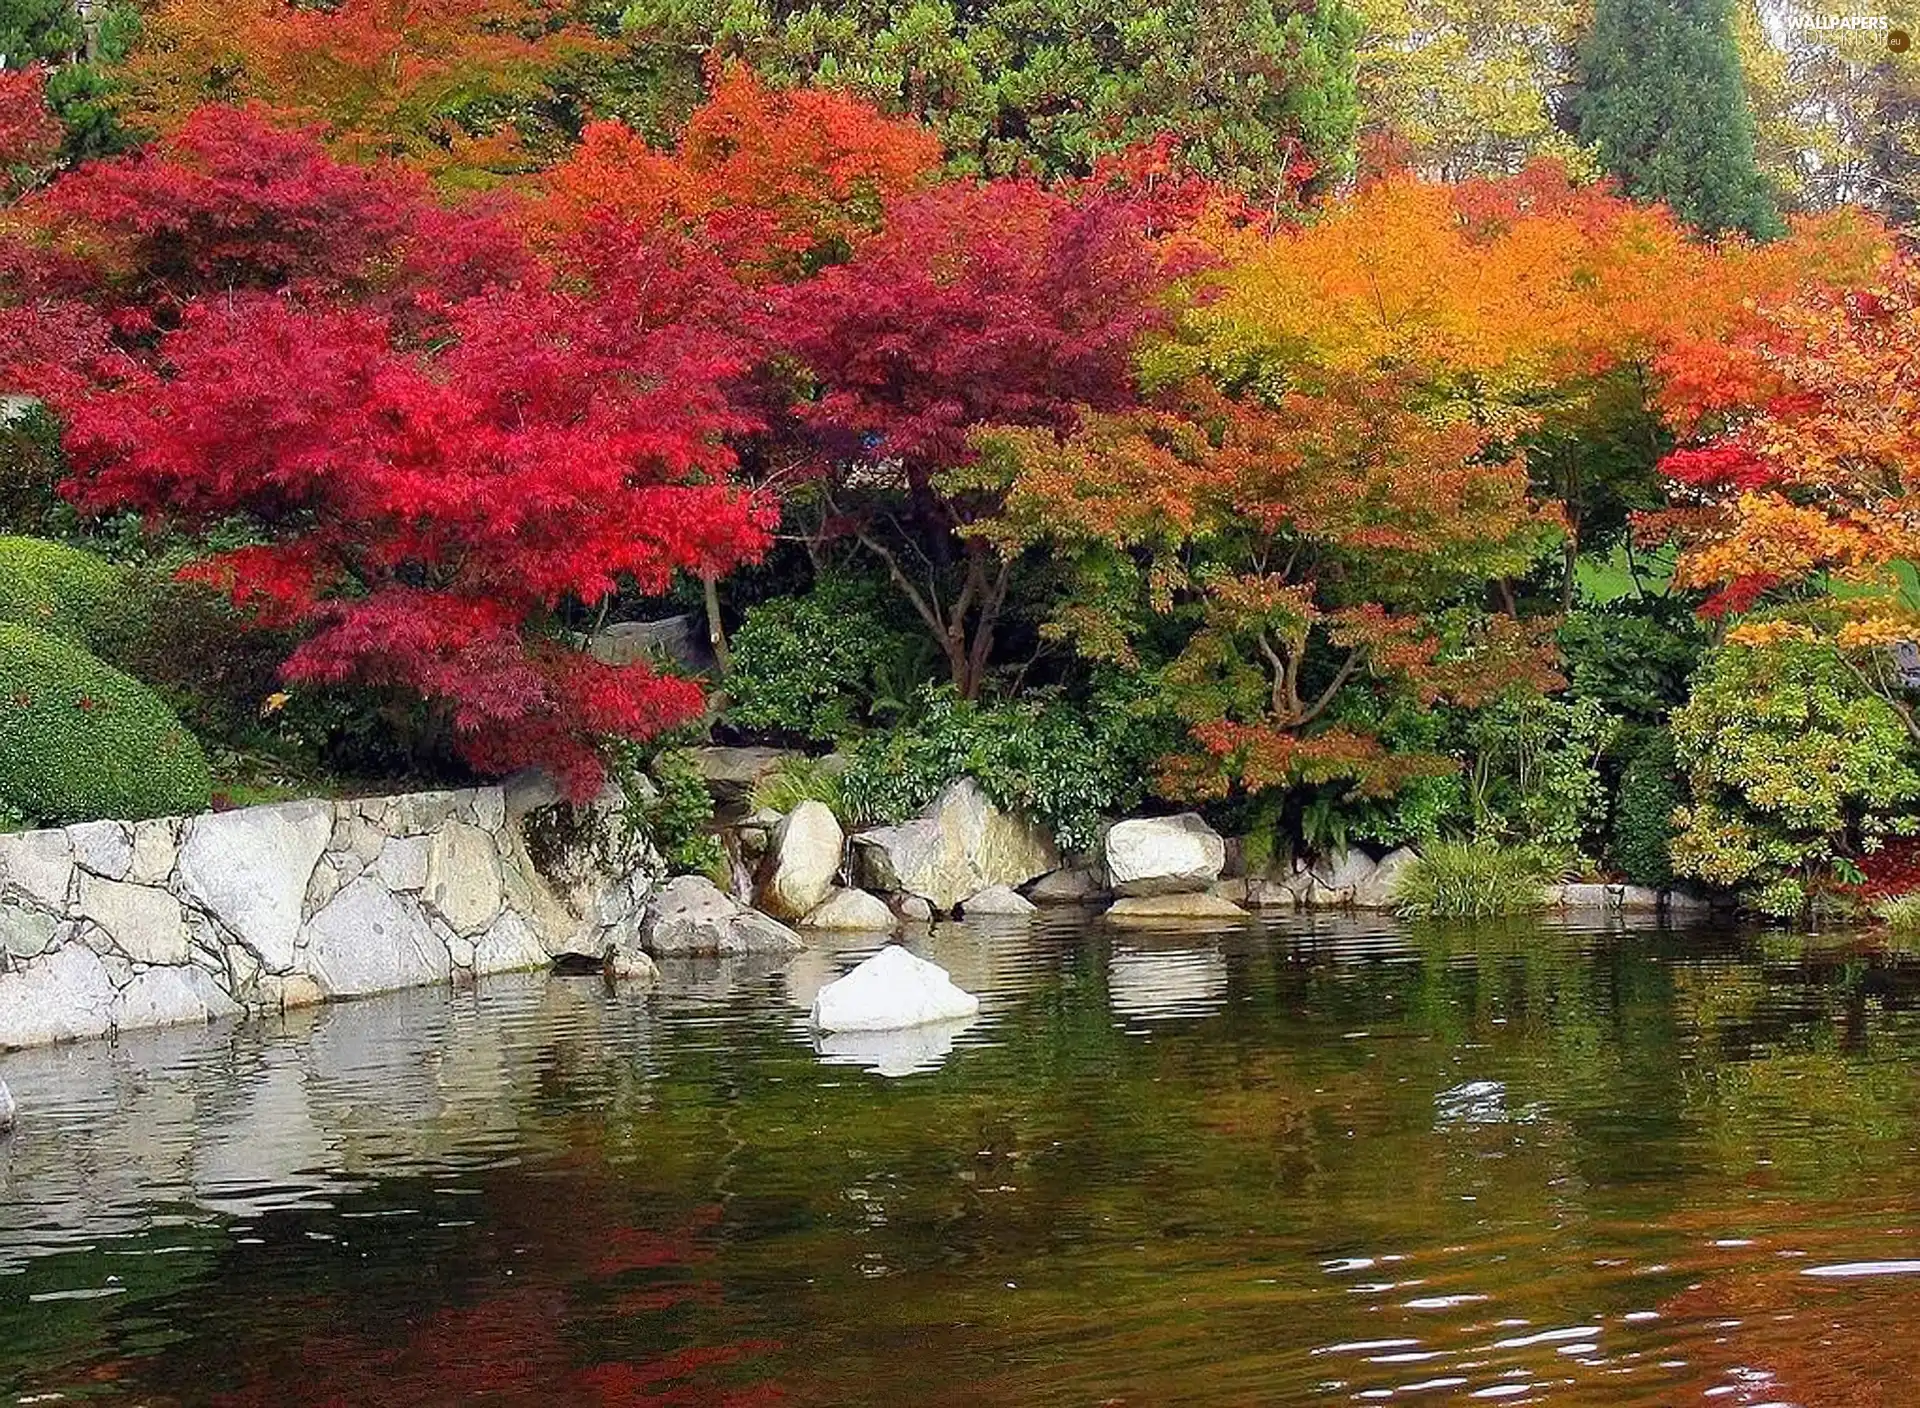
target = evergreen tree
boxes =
[1577,0,1783,238]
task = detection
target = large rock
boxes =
[1105,892,1248,922]
[810,945,981,1032]
[303,878,451,998]
[959,884,1037,917]
[0,828,74,910]
[692,747,795,807]
[802,888,898,932]
[850,779,1058,912]
[590,614,717,676]
[177,801,332,972]
[1103,814,1225,896]
[1306,849,1378,907]
[643,875,803,956]
[68,821,133,880]
[1025,865,1105,904]
[0,945,116,1049]
[759,801,843,920]
[110,965,238,1032]
[1352,847,1419,909]
[472,911,556,976]
[77,874,188,965]
[423,821,503,937]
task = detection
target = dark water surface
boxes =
[4,913,1920,1406]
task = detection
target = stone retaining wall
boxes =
[0,784,658,1052]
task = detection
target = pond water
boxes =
[4,912,1920,1406]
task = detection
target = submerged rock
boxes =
[1105,892,1248,922]
[850,779,1057,911]
[801,887,897,932]
[959,884,1036,917]
[643,875,803,956]
[1104,814,1225,896]
[810,945,981,1032]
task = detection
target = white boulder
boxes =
[0,1077,12,1131]
[850,778,1057,911]
[802,887,897,931]
[303,878,451,998]
[1306,848,1378,906]
[1353,847,1419,909]
[177,801,332,972]
[759,801,844,919]
[1104,814,1225,896]
[810,945,981,1032]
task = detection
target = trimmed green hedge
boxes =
[0,535,122,646]
[0,622,212,824]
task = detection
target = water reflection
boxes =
[4,916,1920,1406]
[814,1013,980,1077]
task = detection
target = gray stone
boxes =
[385,791,463,836]
[128,819,180,885]
[1616,884,1661,911]
[1555,883,1611,910]
[759,801,844,920]
[304,857,345,916]
[1104,814,1225,896]
[0,1077,12,1131]
[111,965,238,1033]
[0,945,116,1048]
[643,876,803,956]
[473,911,553,976]
[850,779,1059,911]
[1663,887,1713,916]
[895,894,934,923]
[1243,879,1298,909]
[0,829,73,910]
[1353,847,1419,909]
[692,746,795,806]
[590,614,717,676]
[1026,866,1105,903]
[1106,892,1249,921]
[303,878,452,998]
[68,820,134,880]
[473,786,506,832]
[423,822,503,937]
[960,884,1037,917]
[1306,849,1379,907]
[1,905,59,961]
[373,835,431,892]
[177,801,332,972]
[78,874,188,965]
[503,768,566,821]
[801,887,898,931]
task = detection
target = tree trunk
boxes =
[701,574,730,674]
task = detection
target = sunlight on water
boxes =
[4,912,1920,1406]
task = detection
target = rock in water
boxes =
[1103,814,1225,896]
[0,1078,14,1132]
[643,875,803,956]
[1105,892,1248,921]
[802,887,898,931]
[959,884,1037,917]
[810,945,981,1032]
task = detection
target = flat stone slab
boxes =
[1106,892,1249,922]
[303,878,451,999]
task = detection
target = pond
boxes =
[2,912,1918,1406]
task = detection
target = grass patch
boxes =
[1873,893,1920,931]
[1391,843,1559,919]
[748,755,847,820]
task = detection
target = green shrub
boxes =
[1670,635,1920,919]
[0,535,123,645]
[839,679,1177,853]
[725,574,923,742]
[1459,693,1617,855]
[1612,727,1680,887]
[1874,893,1920,932]
[1390,843,1559,919]
[1559,603,1705,723]
[634,745,726,879]
[749,755,847,820]
[0,623,212,823]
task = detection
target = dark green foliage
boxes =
[0,0,140,161]
[617,0,1364,196]
[0,622,212,823]
[0,535,121,645]
[725,573,924,742]
[1612,727,1679,886]
[839,679,1177,852]
[1576,0,1782,238]
[1559,602,1705,724]
[641,745,727,877]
